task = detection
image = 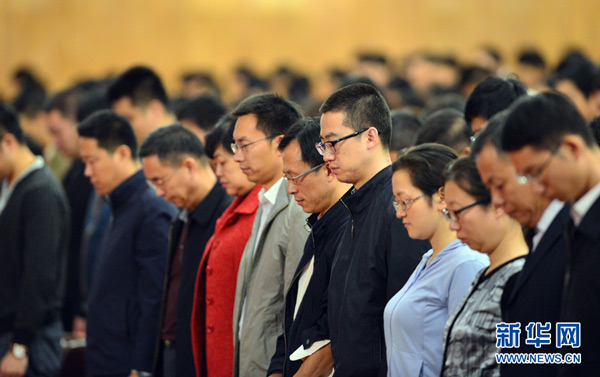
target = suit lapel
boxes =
[508,204,570,304]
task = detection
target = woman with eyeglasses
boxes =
[440,156,527,377]
[384,144,489,377]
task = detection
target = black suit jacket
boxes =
[153,183,232,377]
[558,196,600,377]
[500,204,570,377]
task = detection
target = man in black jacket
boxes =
[139,124,232,377]
[472,112,568,377]
[79,110,175,377]
[0,103,70,377]
[267,118,350,377]
[318,84,430,376]
[501,92,600,377]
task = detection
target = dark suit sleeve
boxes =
[13,186,69,346]
[267,332,286,375]
[130,204,172,372]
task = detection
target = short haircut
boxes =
[589,116,600,147]
[392,143,458,200]
[204,114,236,159]
[77,88,112,123]
[518,48,546,69]
[501,92,594,152]
[390,109,421,151]
[12,85,46,119]
[44,87,81,121]
[415,109,471,154]
[77,110,138,155]
[464,77,527,125]
[232,93,303,137]
[176,94,227,131]
[421,94,466,118]
[320,83,392,149]
[470,110,510,157]
[443,155,491,203]
[0,103,24,143]
[278,117,323,168]
[107,66,169,107]
[552,57,599,98]
[139,123,205,166]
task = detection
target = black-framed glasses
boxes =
[446,197,491,222]
[315,128,370,156]
[283,162,326,185]
[515,149,557,185]
[392,194,425,212]
[147,169,178,188]
[231,136,276,154]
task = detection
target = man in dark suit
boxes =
[501,92,600,377]
[472,111,569,377]
[78,110,176,377]
[0,103,70,377]
[139,124,232,377]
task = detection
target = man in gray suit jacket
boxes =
[231,94,309,377]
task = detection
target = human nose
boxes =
[490,190,505,209]
[84,163,92,178]
[233,149,244,163]
[448,218,460,231]
[155,186,166,197]
[286,179,298,195]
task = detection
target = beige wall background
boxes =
[1,0,599,98]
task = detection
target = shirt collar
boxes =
[258,177,283,207]
[571,182,600,227]
[536,199,564,235]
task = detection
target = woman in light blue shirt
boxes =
[384,144,489,377]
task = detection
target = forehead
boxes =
[392,169,417,193]
[281,140,305,167]
[79,137,100,152]
[113,97,142,116]
[142,154,169,171]
[508,145,546,172]
[444,180,474,204]
[233,114,264,140]
[320,111,353,138]
[476,145,515,178]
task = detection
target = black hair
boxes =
[77,87,112,123]
[181,72,220,95]
[44,87,81,121]
[278,117,324,168]
[443,155,491,203]
[204,114,236,159]
[107,66,169,107]
[501,92,594,152]
[589,116,600,147]
[518,48,546,69]
[470,110,509,157]
[320,83,392,150]
[12,85,46,119]
[139,123,205,166]
[464,77,527,125]
[552,57,599,98]
[77,110,138,155]
[231,93,303,137]
[387,77,425,108]
[392,143,458,200]
[415,108,471,154]
[421,94,466,119]
[0,103,24,143]
[175,94,227,131]
[390,109,421,152]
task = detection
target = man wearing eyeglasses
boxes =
[318,83,429,377]
[78,111,176,377]
[267,118,350,377]
[472,111,569,377]
[501,92,600,377]
[139,124,233,377]
[230,94,309,377]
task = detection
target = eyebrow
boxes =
[322,132,339,140]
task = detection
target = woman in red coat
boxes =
[190,116,260,377]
